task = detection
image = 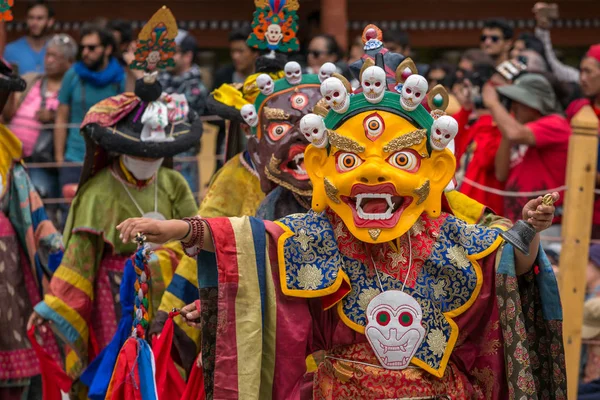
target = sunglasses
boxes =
[308,50,328,58]
[480,35,501,43]
[81,44,101,51]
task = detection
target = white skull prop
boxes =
[299,113,328,148]
[318,62,337,83]
[430,115,459,151]
[361,66,386,104]
[284,62,302,85]
[240,104,258,127]
[266,24,283,46]
[256,74,275,96]
[365,291,425,370]
[320,77,350,114]
[400,74,428,111]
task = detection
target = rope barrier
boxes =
[5,115,223,131]
[460,176,600,196]
[24,155,227,169]
[459,177,568,197]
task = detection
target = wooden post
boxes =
[320,0,348,51]
[558,105,599,399]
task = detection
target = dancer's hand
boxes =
[181,301,201,328]
[27,311,49,333]
[522,192,559,232]
[117,218,190,244]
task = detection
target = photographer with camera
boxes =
[484,72,570,232]
[453,61,506,215]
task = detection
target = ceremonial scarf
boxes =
[74,57,124,87]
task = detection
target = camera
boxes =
[461,58,527,109]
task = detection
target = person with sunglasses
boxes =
[306,33,341,74]
[53,23,125,213]
[480,18,514,67]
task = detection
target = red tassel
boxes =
[105,338,142,400]
[181,354,206,400]
[27,325,72,400]
[152,314,185,399]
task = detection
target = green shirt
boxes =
[63,166,198,254]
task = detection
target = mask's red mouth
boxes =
[341,183,413,228]
[279,144,309,180]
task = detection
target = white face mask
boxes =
[121,155,164,180]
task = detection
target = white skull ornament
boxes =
[400,74,428,111]
[320,77,350,114]
[318,62,337,83]
[365,291,425,370]
[240,104,258,127]
[284,62,302,85]
[299,113,328,148]
[266,24,283,46]
[256,74,275,96]
[430,115,459,151]
[361,66,386,104]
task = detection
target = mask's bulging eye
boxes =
[336,152,363,172]
[363,113,385,140]
[376,310,391,326]
[399,311,413,327]
[388,150,419,171]
[267,122,293,141]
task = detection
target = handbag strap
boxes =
[39,77,48,109]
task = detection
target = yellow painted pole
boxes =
[558,105,599,399]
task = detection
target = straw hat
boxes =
[582,297,600,340]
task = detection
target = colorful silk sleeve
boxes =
[8,164,64,291]
[205,216,312,399]
[34,231,104,377]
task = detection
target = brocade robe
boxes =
[200,210,566,399]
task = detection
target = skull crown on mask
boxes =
[300,113,328,148]
[241,104,259,127]
[284,62,303,85]
[256,74,275,96]
[318,62,337,83]
[361,66,387,104]
[430,115,459,151]
[320,77,350,114]
[400,74,428,112]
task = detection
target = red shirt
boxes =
[503,114,571,223]
[458,115,505,215]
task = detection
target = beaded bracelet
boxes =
[181,216,205,257]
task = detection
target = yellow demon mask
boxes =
[303,59,459,243]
